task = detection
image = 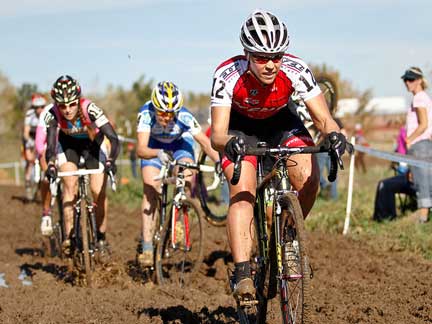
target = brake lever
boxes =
[335,150,344,170]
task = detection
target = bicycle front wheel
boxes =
[277,192,311,324]
[79,206,95,287]
[155,197,204,286]
[197,152,229,226]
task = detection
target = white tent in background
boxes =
[335,98,359,117]
[335,96,407,117]
[364,97,407,115]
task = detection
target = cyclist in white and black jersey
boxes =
[136,81,219,267]
[210,10,350,301]
[22,94,47,200]
[45,75,119,258]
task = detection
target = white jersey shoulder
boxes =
[136,101,153,133]
[280,55,321,101]
[211,56,248,108]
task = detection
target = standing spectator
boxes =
[402,67,432,223]
[354,123,368,173]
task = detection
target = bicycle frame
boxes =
[50,167,115,255]
[254,145,295,286]
[155,161,214,251]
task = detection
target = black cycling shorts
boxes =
[222,106,314,172]
[57,132,106,169]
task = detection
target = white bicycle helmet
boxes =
[31,94,47,107]
[240,9,290,54]
[151,81,184,113]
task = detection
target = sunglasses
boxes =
[250,53,284,64]
[34,105,45,109]
[403,78,417,82]
[58,100,78,110]
[155,110,175,118]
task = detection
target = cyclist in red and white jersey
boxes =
[210,9,349,300]
[22,94,47,200]
[44,75,119,258]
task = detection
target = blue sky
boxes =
[1,0,431,98]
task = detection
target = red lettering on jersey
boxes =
[231,70,294,119]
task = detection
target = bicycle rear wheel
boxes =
[155,197,204,286]
[316,75,338,116]
[197,152,228,226]
[277,192,311,323]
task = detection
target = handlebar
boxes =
[153,159,215,181]
[50,166,117,193]
[230,142,341,186]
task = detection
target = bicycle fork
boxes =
[170,168,191,251]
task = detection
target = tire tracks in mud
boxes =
[0,185,430,323]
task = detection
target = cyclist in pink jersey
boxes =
[210,9,350,300]
[402,67,432,223]
[44,75,119,258]
[35,103,55,235]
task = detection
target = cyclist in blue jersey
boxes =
[136,81,219,267]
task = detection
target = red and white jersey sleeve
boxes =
[211,54,321,119]
[280,54,321,102]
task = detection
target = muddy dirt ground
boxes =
[0,185,431,323]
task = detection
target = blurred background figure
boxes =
[372,118,416,222]
[22,93,47,201]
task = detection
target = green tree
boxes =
[0,71,17,135]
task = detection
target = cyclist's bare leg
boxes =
[141,166,161,244]
[287,153,319,217]
[60,162,78,237]
[90,173,107,233]
[39,152,51,213]
[224,161,256,263]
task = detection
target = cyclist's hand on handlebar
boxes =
[224,136,246,162]
[46,164,57,181]
[326,132,348,157]
[104,159,117,175]
[157,149,173,164]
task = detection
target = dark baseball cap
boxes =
[401,67,423,80]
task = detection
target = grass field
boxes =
[309,161,432,260]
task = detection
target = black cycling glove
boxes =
[224,136,246,162]
[46,164,57,181]
[326,132,348,156]
[104,159,117,175]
